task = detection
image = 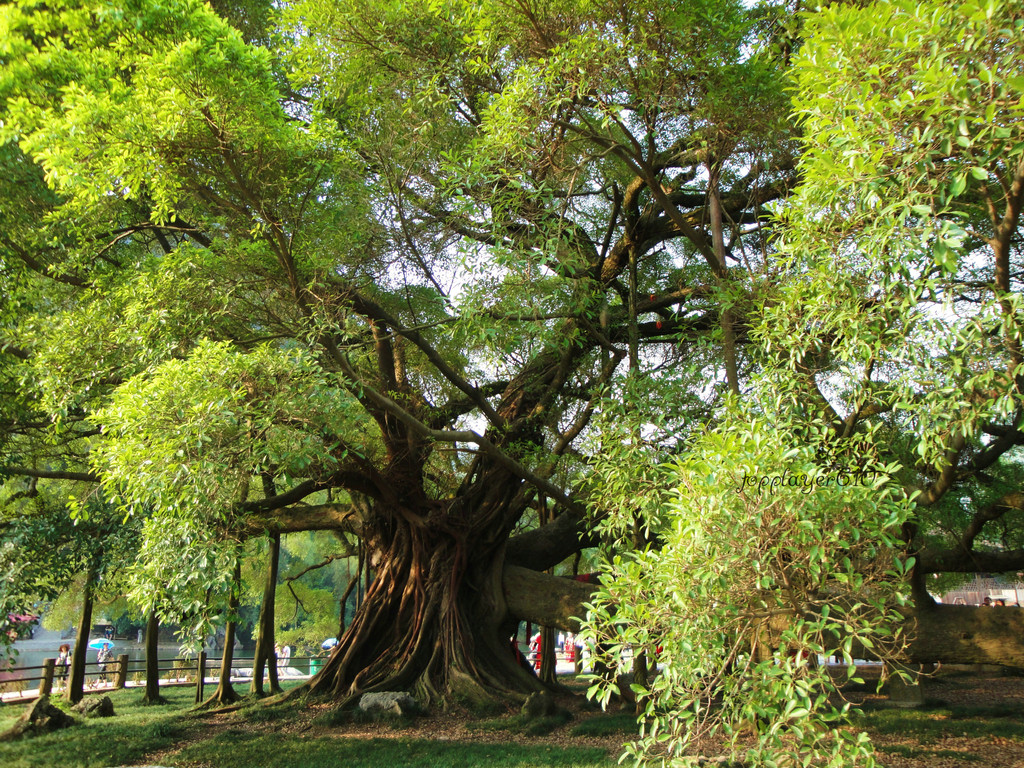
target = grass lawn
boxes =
[0,684,616,768]
[3,670,1024,767]
[172,733,611,768]
[0,686,198,767]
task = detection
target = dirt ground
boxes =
[844,666,1024,768]
[155,668,1024,767]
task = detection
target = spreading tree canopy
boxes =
[1,0,1024,750]
[0,0,794,704]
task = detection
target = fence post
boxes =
[39,658,56,696]
[194,651,207,703]
[115,653,129,689]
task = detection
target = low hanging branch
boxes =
[284,555,349,624]
[286,582,306,625]
[336,569,360,637]
[283,554,349,584]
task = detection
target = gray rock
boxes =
[0,695,77,741]
[885,674,925,708]
[74,696,115,718]
[882,663,927,709]
[521,690,557,719]
[358,691,419,717]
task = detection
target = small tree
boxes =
[142,605,164,705]
[583,417,913,767]
[250,531,281,697]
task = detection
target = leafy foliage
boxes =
[2,0,1023,763]
[775,0,1024,473]
[583,417,912,767]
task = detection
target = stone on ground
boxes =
[74,695,116,718]
[521,690,558,719]
[358,691,419,717]
[0,695,77,742]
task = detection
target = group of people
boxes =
[52,639,295,687]
[527,631,584,671]
[981,596,1018,607]
[274,642,291,672]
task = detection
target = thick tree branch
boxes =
[502,565,597,633]
[962,492,1024,551]
[428,380,510,430]
[238,479,331,514]
[243,503,366,536]
[505,509,599,571]
[918,546,1024,574]
[0,235,88,287]
[1,466,99,483]
[915,432,967,506]
[0,340,30,360]
[325,342,586,517]
[963,413,1024,475]
[348,292,505,427]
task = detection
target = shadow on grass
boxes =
[568,712,639,738]
[310,705,420,731]
[876,743,982,762]
[0,687,197,768]
[172,731,614,767]
[235,695,307,725]
[468,710,573,737]
[851,700,1024,741]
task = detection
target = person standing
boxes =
[56,643,71,689]
[96,641,113,686]
[529,632,542,671]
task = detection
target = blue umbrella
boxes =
[87,638,115,650]
[321,638,338,650]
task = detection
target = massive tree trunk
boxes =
[307,512,544,708]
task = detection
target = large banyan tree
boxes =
[2,0,1024,709]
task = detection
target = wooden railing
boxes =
[1,654,322,701]
[1,654,133,697]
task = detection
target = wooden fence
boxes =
[0,654,320,702]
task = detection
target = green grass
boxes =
[468,709,573,736]
[569,712,639,738]
[172,731,612,768]
[0,686,196,768]
[0,684,615,768]
[851,702,1024,742]
[235,695,306,724]
[876,744,981,762]
[5,682,1022,768]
